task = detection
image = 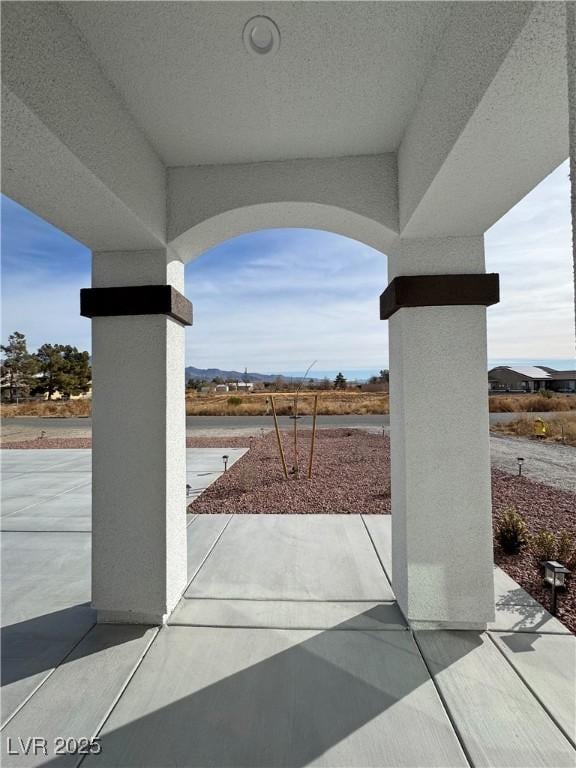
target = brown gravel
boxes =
[3,429,575,631]
[1,437,93,449]
[0,437,252,450]
[189,429,391,515]
[491,468,576,633]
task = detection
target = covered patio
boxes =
[2,2,576,764]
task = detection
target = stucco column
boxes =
[82,250,189,624]
[567,2,576,342]
[385,237,497,630]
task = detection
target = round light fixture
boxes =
[243,16,280,57]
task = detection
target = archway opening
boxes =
[182,226,392,516]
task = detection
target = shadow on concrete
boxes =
[495,587,553,633]
[67,609,477,768]
[0,604,143,688]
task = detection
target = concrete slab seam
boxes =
[166,622,408,632]
[73,626,161,768]
[183,515,234,591]
[411,630,474,768]
[489,627,572,636]
[0,529,91,534]
[485,631,576,750]
[180,596,400,604]
[0,620,97,732]
[360,514,392,586]
[1,479,92,518]
[2,459,87,479]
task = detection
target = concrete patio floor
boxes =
[1,451,575,767]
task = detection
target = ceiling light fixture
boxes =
[243,16,280,57]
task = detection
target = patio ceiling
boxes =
[64,1,452,166]
[1,1,569,252]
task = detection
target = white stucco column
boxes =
[85,250,188,624]
[386,237,496,629]
[567,2,576,341]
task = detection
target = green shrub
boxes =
[227,396,242,406]
[496,507,528,555]
[530,530,557,562]
[557,530,576,568]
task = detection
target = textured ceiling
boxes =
[64,1,453,166]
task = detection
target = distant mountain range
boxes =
[185,366,298,383]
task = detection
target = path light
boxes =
[222,455,229,472]
[517,457,524,476]
[542,560,570,615]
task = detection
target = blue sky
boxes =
[1,160,574,378]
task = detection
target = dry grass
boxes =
[488,393,576,412]
[491,412,576,446]
[1,399,91,418]
[185,391,390,416]
[3,391,575,418]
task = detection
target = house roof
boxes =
[489,366,576,381]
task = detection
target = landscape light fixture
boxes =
[243,16,280,57]
[222,455,229,472]
[542,560,570,615]
[517,457,524,476]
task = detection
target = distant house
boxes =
[488,366,576,393]
[214,383,229,393]
[227,382,254,392]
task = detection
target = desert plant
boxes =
[496,507,528,554]
[227,396,242,406]
[557,530,576,568]
[530,529,557,562]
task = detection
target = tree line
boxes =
[0,331,91,403]
[187,369,389,392]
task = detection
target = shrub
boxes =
[557,530,576,568]
[227,396,242,406]
[496,507,528,554]
[530,530,557,562]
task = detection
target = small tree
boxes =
[0,331,38,402]
[35,344,66,400]
[61,346,91,397]
[334,372,347,390]
[35,344,91,399]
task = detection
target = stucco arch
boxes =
[167,154,398,262]
[168,201,396,263]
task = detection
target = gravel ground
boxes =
[492,467,576,632]
[189,429,391,515]
[490,433,576,494]
[0,436,252,450]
